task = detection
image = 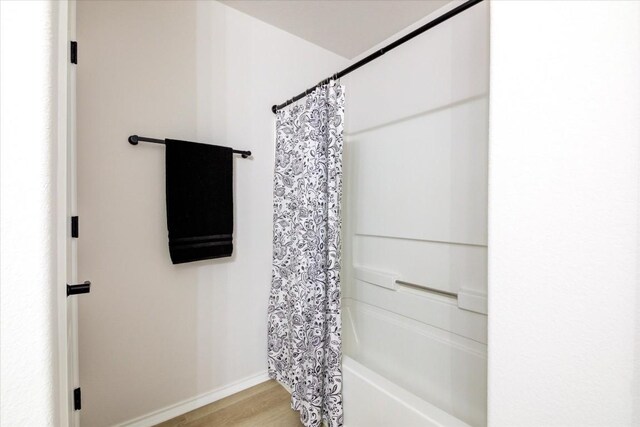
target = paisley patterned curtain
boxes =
[268,81,345,427]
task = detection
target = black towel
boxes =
[165,139,233,264]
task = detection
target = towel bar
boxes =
[128,135,252,158]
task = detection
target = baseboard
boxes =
[117,370,270,427]
[273,377,292,394]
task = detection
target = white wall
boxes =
[0,1,68,425]
[488,2,640,426]
[340,1,489,426]
[76,1,347,425]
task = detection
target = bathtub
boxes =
[343,356,471,427]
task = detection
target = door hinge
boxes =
[71,216,79,238]
[73,387,81,411]
[70,41,77,64]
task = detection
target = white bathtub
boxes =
[343,356,471,427]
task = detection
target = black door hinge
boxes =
[70,41,77,64]
[73,387,81,411]
[71,216,79,238]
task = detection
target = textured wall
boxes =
[0,1,62,425]
[488,2,640,425]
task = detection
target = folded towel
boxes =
[165,139,233,264]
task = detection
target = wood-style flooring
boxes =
[155,380,303,427]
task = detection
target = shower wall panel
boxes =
[341,2,489,426]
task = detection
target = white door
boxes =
[65,1,82,425]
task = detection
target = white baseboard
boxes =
[274,377,292,394]
[117,370,270,427]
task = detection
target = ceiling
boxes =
[219,0,451,59]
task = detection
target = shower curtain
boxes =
[268,81,345,427]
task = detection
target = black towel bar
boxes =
[128,135,252,158]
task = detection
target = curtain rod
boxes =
[128,135,252,158]
[271,0,484,114]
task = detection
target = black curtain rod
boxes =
[128,135,252,158]
[271,0,484,113]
